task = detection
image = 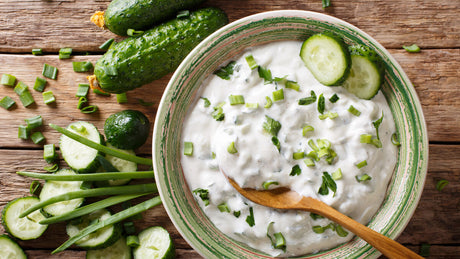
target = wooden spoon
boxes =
[226,177,423,259]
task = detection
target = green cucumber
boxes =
[60,121,103,173]
[300,33,351,86]
[100,0,205,36]
[104,110,150,150]
[0,234,27,259]
[342,45,385,99]
[39,169,84,216]
[93,7,228,93]
[66,209,122,250]
[86,236,132,259]
[2,197,48,240]
[133,226,174,259]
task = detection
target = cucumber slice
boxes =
[39,169,84,216]
[300,33,350,86]
[66,209,122,250]
[0,234,27,259]
[86,236,132,259]
[342,45,384,100]
[60,121,103,173]
[2,197,48,240]
[103,144,138,186]
[133,226,175,259]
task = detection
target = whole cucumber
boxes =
[104,0,205,36]
[94,7,228,93]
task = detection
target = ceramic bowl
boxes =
[153,10,428,258]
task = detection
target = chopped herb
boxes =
[304,158,315,167]
[373,112,384,140]
[1,74,16,86]
[312,225,325,233]
[298,90,317,105]
[77,96,88,109]
[29,180,41,196]
[42,63,58,79]
[264,96,273,108]
[33,77,47,92]
[403,44,421,53]
[356,160,368,169]
[32,48,43,55]
[335,225,349,237]
[137,98,155,106]
[356,174,372,183]
[245,102,259,109]
[257,66,273,84]
[329,94,339,103]
[201,97,211,107]
[273,232,286,252]
[263,115,281,137]
[214,61,236,80]
[42,91,56,104]
[192,188,210,206]
[18,125,30,139]
[43,144,57,163]
[212,106,225,121]
[72,61,94,72]
[176,10,190,19]
[116,93,128,104]
[233,211,241,218]
[14,82,35,107]
[348,105,361,116]
[290,164,302,176]
[285,80,300,91]
[126,235,140,248]
[332,168,342,180]
[262,180,279,190]
[245,55,258,70]
[227,141,238,154]
[184,142,193,156]
[81,105,98,114]
[317,93,325,114]
[31,131,45,144]
[44,164,59,172]
[0,96,15,110]
[272,89,284,101]
[318,111,338,120]
[246,207,255,227]
[76,84,90,97]
[229,95,245,105]
[293,151,305,160]
[126,29,144,37]
[360,134,373,143]
[436,179,449,191]
[25,115,43,130]
[271,136,281,152]
[391,133,401,146]
[302,125,314,136]
[99,38,115,50]
[318,172,337,196]
[310,213,324,220]
[217,202,231,213]
[58,47,72,59]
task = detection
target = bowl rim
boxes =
[153,9,428,258]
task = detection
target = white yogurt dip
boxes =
[181,41,397,257]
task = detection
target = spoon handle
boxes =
[305,198,423,259]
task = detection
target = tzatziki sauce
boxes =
[181,41,398,257]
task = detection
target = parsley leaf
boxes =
[214,61,236,80]
[192,188,210,206]
[318,172,337,196]
[257,66,273,84]
[290,165,302,176]
[246,207,255,227]
[263,115,281,137]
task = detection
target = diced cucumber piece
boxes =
[66,209,122,250]
[342,45,384,100]
[0,234,27,259]
[300,33,350,86]
[2,197,48,240]
[60,121,103,173]
[39,169,84,216]
[86,236,131,259]
[133,226,175,259]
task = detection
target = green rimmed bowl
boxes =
[153,10,428,258]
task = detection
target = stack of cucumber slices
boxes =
[300,33,384,100]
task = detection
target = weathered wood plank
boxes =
[0,0,458,53]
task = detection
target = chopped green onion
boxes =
[419,243,430,257]
[126,235,140,248]
[127,28,144,37]
[42,91,56,104]
[319,111,338,120]
[227,141,238,154]
[14,81,28,94]
[310,213,324,220]
[1,74,16,86]
[290,164,302,176]
[245,102,259,109]
[298,90,317,105]
[43,144,57,163]
[212,106,225,121]
[176,10,190,19]
[18,125,30,139]
[302,125,314,136]
[272,89,284,101]
[329,94,339,103]
[332,168,342,180]
[81,105,98,114]
[262,180,279,190]
[77,96,88,109]
[356,174,372,183]
[92,88,111,96]
[99,38,115,50]
[0,96,15,110]
[14,82,35,107]
[25,115,43,130]
[33,77,47,92]
[335,225,348,237]
[403,44,421,53]
[31,132,45,144]
[43,164,59,172]
[304,158,315,167]
[192,188,210,206]
[264,96,273,108]
[245,207,255,227]
[245,55,258,70]
[233,211,241,218]
[373,112,384,140]
[356,160,367,169]
[273,232,286,251]
[72,61,94,72]
[360,134,373,143]
[229,94,245,105]
[371,138,383,148]
[348,105,361,116]
[184,142,193,156]
[322,0,331,8]
[317,93,325,114]
[436,179,449,191]
[29,180,41,196]
[32,48,43,55]
[201,97,211,107]
[293,151,305,160]
[263,115,281,137]
[318,172,337,196]
[58,47,72,59]
[42,63,58,79]
[391,133,401,146]
[312,225,325,233]
[76,83,90,97]
[217,202,231,213]
[103,66,117,76]
[136,98,155,106]
[308,139,319,152]
[271,136,281,152]
[285,80,300,91]
[214,61,236,80]
[116,93,128,103]
[258,66,273,84]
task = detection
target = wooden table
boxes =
[0,1,458,258]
